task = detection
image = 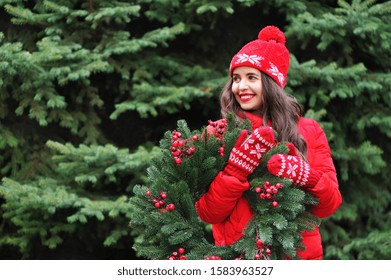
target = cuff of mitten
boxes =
[223,164,248,182]
[307,168,322,187]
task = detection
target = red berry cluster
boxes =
[208,119,226,156]
[145,189,175,211]
[204,255,222,260]
[218,145,224,156]
[255,181,283,207]
[170,130,198,165]
[254,239,272,260]
[208,119,226,138]
[168,248,186,260]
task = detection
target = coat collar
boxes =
[240,111,271,130]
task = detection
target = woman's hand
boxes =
[267,154,321,187]
[224,126,276,181]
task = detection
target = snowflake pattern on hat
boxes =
[229,26,290,88]
[266,62,285,87]
[234,54,264,67]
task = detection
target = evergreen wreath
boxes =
[129,114,320,260]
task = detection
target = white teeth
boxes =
[240,95,254,100]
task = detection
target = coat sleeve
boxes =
[195,171,250,224]
[306,120,342,218]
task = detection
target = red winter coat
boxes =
[195,113,342,260]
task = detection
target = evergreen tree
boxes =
[0,0,223,258]
[0,0,389,259]
[284,0,391,259]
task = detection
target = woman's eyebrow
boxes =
[246,72,261,77]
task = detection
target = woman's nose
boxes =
[239,79,249,90]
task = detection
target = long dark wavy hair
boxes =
[220,73,308,158]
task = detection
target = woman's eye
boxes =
[233,76,240,82]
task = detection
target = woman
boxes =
[195,26,342,259]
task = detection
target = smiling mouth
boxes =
[239,94,255,102]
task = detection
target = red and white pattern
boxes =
[274,155,310,186]
[234,53,264,67]
[266,62,285,87]
[229,26,290,88]
[229,148,258,173]
[266,154,323,187]
[225,127,275,181]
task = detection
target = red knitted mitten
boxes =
[224,126,276,181]
[267,154,321,187]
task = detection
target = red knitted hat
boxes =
[229,26,290,88]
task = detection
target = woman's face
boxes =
[231,66,263,112]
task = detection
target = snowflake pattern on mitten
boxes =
[267,154,321,187]
[225,127,275,181]
[230,128,275,173]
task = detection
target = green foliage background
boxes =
[0,0,390,259]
